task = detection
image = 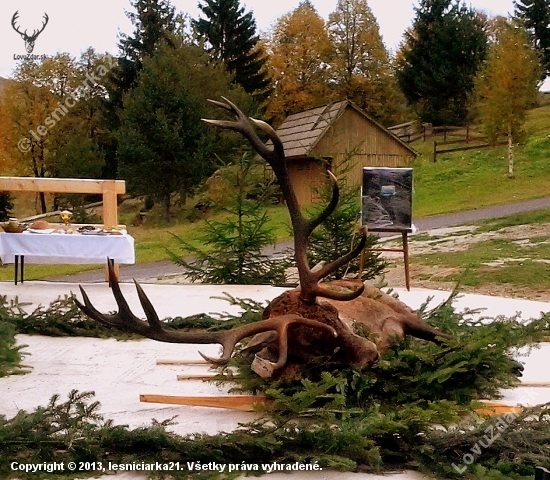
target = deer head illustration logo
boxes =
[11,11,49,54]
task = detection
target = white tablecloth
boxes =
[0,232,135,264]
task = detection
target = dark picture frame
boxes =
[361,167,413,231]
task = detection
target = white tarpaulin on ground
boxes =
[0,281,549,480]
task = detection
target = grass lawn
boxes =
[410,208,550,292]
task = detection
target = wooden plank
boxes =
[140,394,269,411]
[176,374,216,381]
[437,137,488,146]
[520,382,550,388]
[436,141,508,155]
[156,359,210,365]
[0,177,125,194]
[476,402,522,416]
[102,180,119,228]
[176,374,239,381]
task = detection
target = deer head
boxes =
[11,11,49,54]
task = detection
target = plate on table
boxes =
[81,229,107,235]
[27,228,55,234]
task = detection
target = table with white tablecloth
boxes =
[0,231,135,283]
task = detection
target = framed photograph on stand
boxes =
[360,167,414,289]
[361,167,413,231]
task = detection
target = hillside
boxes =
[411,104,550,217]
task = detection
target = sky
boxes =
[0,0,528,80]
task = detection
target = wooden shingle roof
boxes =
[274,100,417,158]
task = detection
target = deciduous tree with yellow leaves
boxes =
[474,21,541,178]
[328,0,406,125]
[264,1,334,123]
[0,53,108,212]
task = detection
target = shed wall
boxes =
[287,159,327,205]
[312,109,414,188]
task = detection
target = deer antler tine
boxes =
[133,280,163,332]
[249,118,285,158]
[220,96,246,120]
[305,170,340,236]
[273,322,290,368]
[314,282,365,302]
[201,119,241,129]
[206,99,233,111]
[76,286,113,325]
[105,261,141,322]
[198,350,229,365]
[313,231,367,283]
[249,117,277,138]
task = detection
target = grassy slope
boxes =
[412,105,550,217]
[411,208,550,292]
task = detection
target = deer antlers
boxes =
[11,11,49,54]
[203,97,366,304]
[76,264,338,370]
[75,99,377,376]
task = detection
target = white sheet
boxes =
[0,232,135,264]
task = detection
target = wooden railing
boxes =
[387,123,507,162]
[0,177,126,227]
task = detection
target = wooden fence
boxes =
[387,123,507,162]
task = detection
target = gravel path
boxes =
[44,196,550,284]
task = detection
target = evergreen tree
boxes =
[514,0,550,78]
[328,0,407,125]
[116,42,241,221]
[169,154,285,284]
[396,0,488,125]
[0,193,13,222]
[193,0,270,95]
[116,0,176,94]
[102,0,177,178]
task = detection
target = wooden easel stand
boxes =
[359,227,411,290]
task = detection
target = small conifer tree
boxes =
[169,154,285,284]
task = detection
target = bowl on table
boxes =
[1,222,26,233]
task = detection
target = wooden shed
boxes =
[274,100,417,204]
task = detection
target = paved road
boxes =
[45,196,550,283]
[413,196,550,231]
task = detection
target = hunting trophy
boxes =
[77,98,451,378]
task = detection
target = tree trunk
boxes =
[507,123,514,179]
[39,192,47,214]
[163,195,171,223]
